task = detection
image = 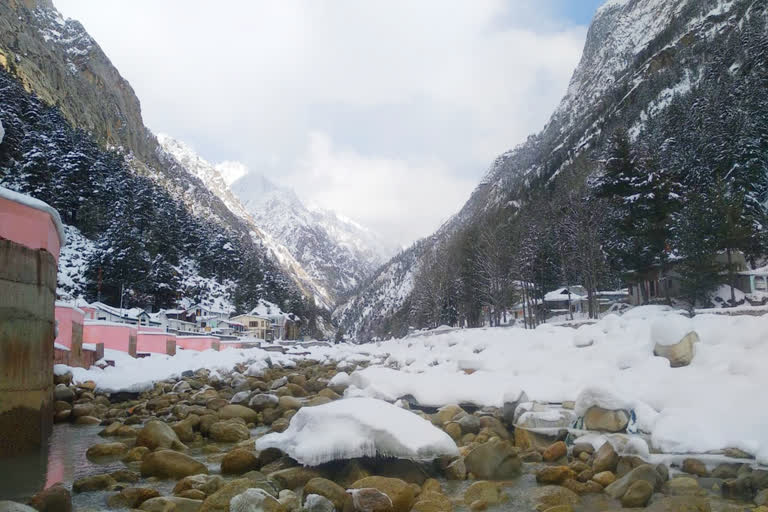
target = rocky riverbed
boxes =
[3,359,767,512]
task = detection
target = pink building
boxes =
[83,321,137,357]
[176,336,221,352]
[137,331,176,355]
[219,340,243,350]
[54,303,86,367]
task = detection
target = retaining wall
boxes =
[83,321,137,357]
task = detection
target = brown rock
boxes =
[583,406,629,432]
[350,477,415,512]
[28,483,71,512]
[543,441,567,462]
[106,487,161,509]
[72,474,116,493]
[621,480,653,508]
[591,470,616,487]
[220,449,259,475]
[592,442,619,473]
[464,481,500,506]
[85,442,128,460]
[536,466,577,485]
[348,487,394,512]
[136,420,187,451]
[140,449,208,479]
[681,458,709,477]
[218,404,258,423]
[303,478,350,510]
[464,439,521,480]
[122,446,150,463]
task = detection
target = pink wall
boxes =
[0,195,62,262]
[137,332,176,355]
[219,342,242,350]
[54,305,84,349]
[80,306,96,320]
[176,336,220,351]
[83,321,137,357]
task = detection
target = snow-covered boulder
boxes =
[652,316,698,367]
[254,397,458,466]
[576,387,632,433]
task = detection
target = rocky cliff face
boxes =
[337,0,768,339]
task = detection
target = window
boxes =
[249,321,257,327]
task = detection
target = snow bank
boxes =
[255,397,458,465]
[63,347,279,393]
[348,367,524,408]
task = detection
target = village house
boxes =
[230,313,272,340]
[543,286,589,316]
[82,301,160,327]
[150,309,200,334]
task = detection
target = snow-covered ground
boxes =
[59,305,768,464]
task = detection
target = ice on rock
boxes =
[254,397,459,465]
[245,359,269,377]
[651,314,694,346]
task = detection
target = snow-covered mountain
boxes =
[337,0,768,339]
[231,171,390,301]
[158,135,388,307]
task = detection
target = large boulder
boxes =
[654,331,698,368]
[72,474,116,493]
[583,406,630,432]
[464,439,521,480]
[173,474,225,497]
[136,420,187,451]
[347,488,393,512]
[140,450,208,479]
[621,480,653,508]
[268,467,323,489]
[604,464,662,499]
[350,477,415,512]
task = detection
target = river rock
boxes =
[604,464,662,499]
[663,477,705,496]
[28,483,71,512]
[721,476,754,501]
[583,406,629,432]
[350,477,415,512]
[218,405,258,424]
[140,496,204,512]
[592,471,616,487]
[220,449,259,475]
[536,466,576,484]
[303,494,336,512]
[303,478,349,510]
[136,420,187,451]
[682,458,709,477]
[209,419,250,443]
[107,487,161,509]
[445,458,467,480]
[70,403,94,418]
[592,442,619,473]
[199,478,279,512]
[173,475,225,497]
[543,441,567,462]
[123,446,150,463]
[72,474,116,493]
[621,480,653,507]
[529,486,580,511]
[348,488,394,512]
[73,415,101,425]
[140,449,208,479]
[54,385,74,403]
[464,439,521,480]
[645,496,711,512]
[249,394,279,411]
[268,467,323,489]
[464,481,500,506]
[86,442,128,460]
[228,488,284,512]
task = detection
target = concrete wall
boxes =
[137,331,176,355]
[0,239,56,457]
[54,304,84,366]
[176,336,220,351]
[83,321,137,357]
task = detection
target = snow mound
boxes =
[329,371,350,387]
[574,386,635,416]
[254,397,458,465]
[651,314,693,346]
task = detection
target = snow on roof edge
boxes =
[0,185,67,246]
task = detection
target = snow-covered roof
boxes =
[0,185,67,246]
[248,299,292,319]
[739,265,768,276]
[544,287,586,302]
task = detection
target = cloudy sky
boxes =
[55,0,603,249]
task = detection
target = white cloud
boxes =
[54,0,587,246]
